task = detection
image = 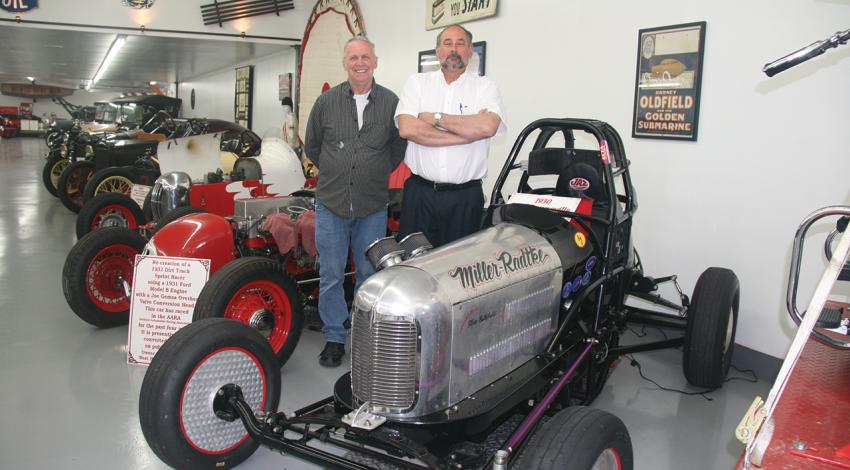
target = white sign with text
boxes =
[130,184,151,209]
[127,255,211,365]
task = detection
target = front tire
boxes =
[57,160,96,212]
[62,227,147,327]
[83,167,136,203]
[140,318,280,470]
[516,407,633,470]
[683,267,740,388]
[193,257,304,366]
[42,154,68,197]
[76,192,146,240]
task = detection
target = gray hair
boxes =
[343,36,376,57]
[435,24,473,48]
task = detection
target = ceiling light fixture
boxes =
[87,34,127,90]
[26,76,35,82]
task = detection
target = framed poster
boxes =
[418,41,486,75]
[235,65,254,129]
[632,21,706,141]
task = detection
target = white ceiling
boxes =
[0,25,293,92]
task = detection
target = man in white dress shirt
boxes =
[395,24,506,247]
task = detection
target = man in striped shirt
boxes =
[305,36,407,367]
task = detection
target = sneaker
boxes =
[319,342,345,367]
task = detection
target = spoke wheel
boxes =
[95,175,133,196]
[62,227,146,327]
[42,155,68,197]
[83,167,138,203]
[76,192,146,240]
[57,160,96,212]
[194,257,304,366]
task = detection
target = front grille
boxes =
[351,307,418,412]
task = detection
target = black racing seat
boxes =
[554,161,609,219]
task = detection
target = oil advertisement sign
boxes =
[632,22,706,141]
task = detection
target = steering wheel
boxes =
[142,110,175,135]
[236,129,262,157]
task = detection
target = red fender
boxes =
[148,213,237,274]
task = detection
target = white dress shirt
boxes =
[394,70,506,184]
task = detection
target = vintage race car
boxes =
[137,117,740,470]
[62,132,310,330]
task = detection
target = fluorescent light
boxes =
[90,35,127,86]
[25,76,35,82]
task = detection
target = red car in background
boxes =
[0,114,21,138]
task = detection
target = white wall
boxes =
[357,0,850,358]
[0,90,118,120]
[177,49,297,133]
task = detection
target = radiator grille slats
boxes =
[351,307,418,412]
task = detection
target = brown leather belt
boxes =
[411,174,481,191]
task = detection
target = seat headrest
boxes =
[555,162,606,202]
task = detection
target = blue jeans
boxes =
[315,201,387,344]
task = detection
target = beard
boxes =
[441,52,467,71]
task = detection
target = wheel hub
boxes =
[248,309,275,339]
[99,212,130,229]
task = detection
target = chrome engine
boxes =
[351,223,570,420]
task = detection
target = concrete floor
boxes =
[0,135,770,469]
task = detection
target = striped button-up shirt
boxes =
[305,80,407,218]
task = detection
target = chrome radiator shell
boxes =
[351,223,562,420]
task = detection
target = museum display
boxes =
[137,117,740,470]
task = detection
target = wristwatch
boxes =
[434,112,443,128]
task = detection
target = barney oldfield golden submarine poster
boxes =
[632,22,706,141]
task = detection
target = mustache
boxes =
[441,51,467,70]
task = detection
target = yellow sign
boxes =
[426,0,498,31]
[574,232,586,248]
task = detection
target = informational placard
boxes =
[127,256,210,365]
[425,0,497,30]
[632,22,706,141]
[130,184,151,209]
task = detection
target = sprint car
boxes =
[138,117,740,470]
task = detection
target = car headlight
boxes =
[151,171,191,221]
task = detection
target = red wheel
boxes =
[85,243,138,312]
[76,192,146,239]
[221,279,294,354]
[193,257,304,366]
[63,227,147,327]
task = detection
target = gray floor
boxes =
[0,136,770,469]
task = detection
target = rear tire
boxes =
[42,154,67,197]
[193,257,304,366]
[683,267,740,388]
[57,160,96,212]
[516,406,633,470]
[62,227,147,327]
[140,318,280,469]
[83,167,136,203]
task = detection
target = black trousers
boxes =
[398,175,484,247]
